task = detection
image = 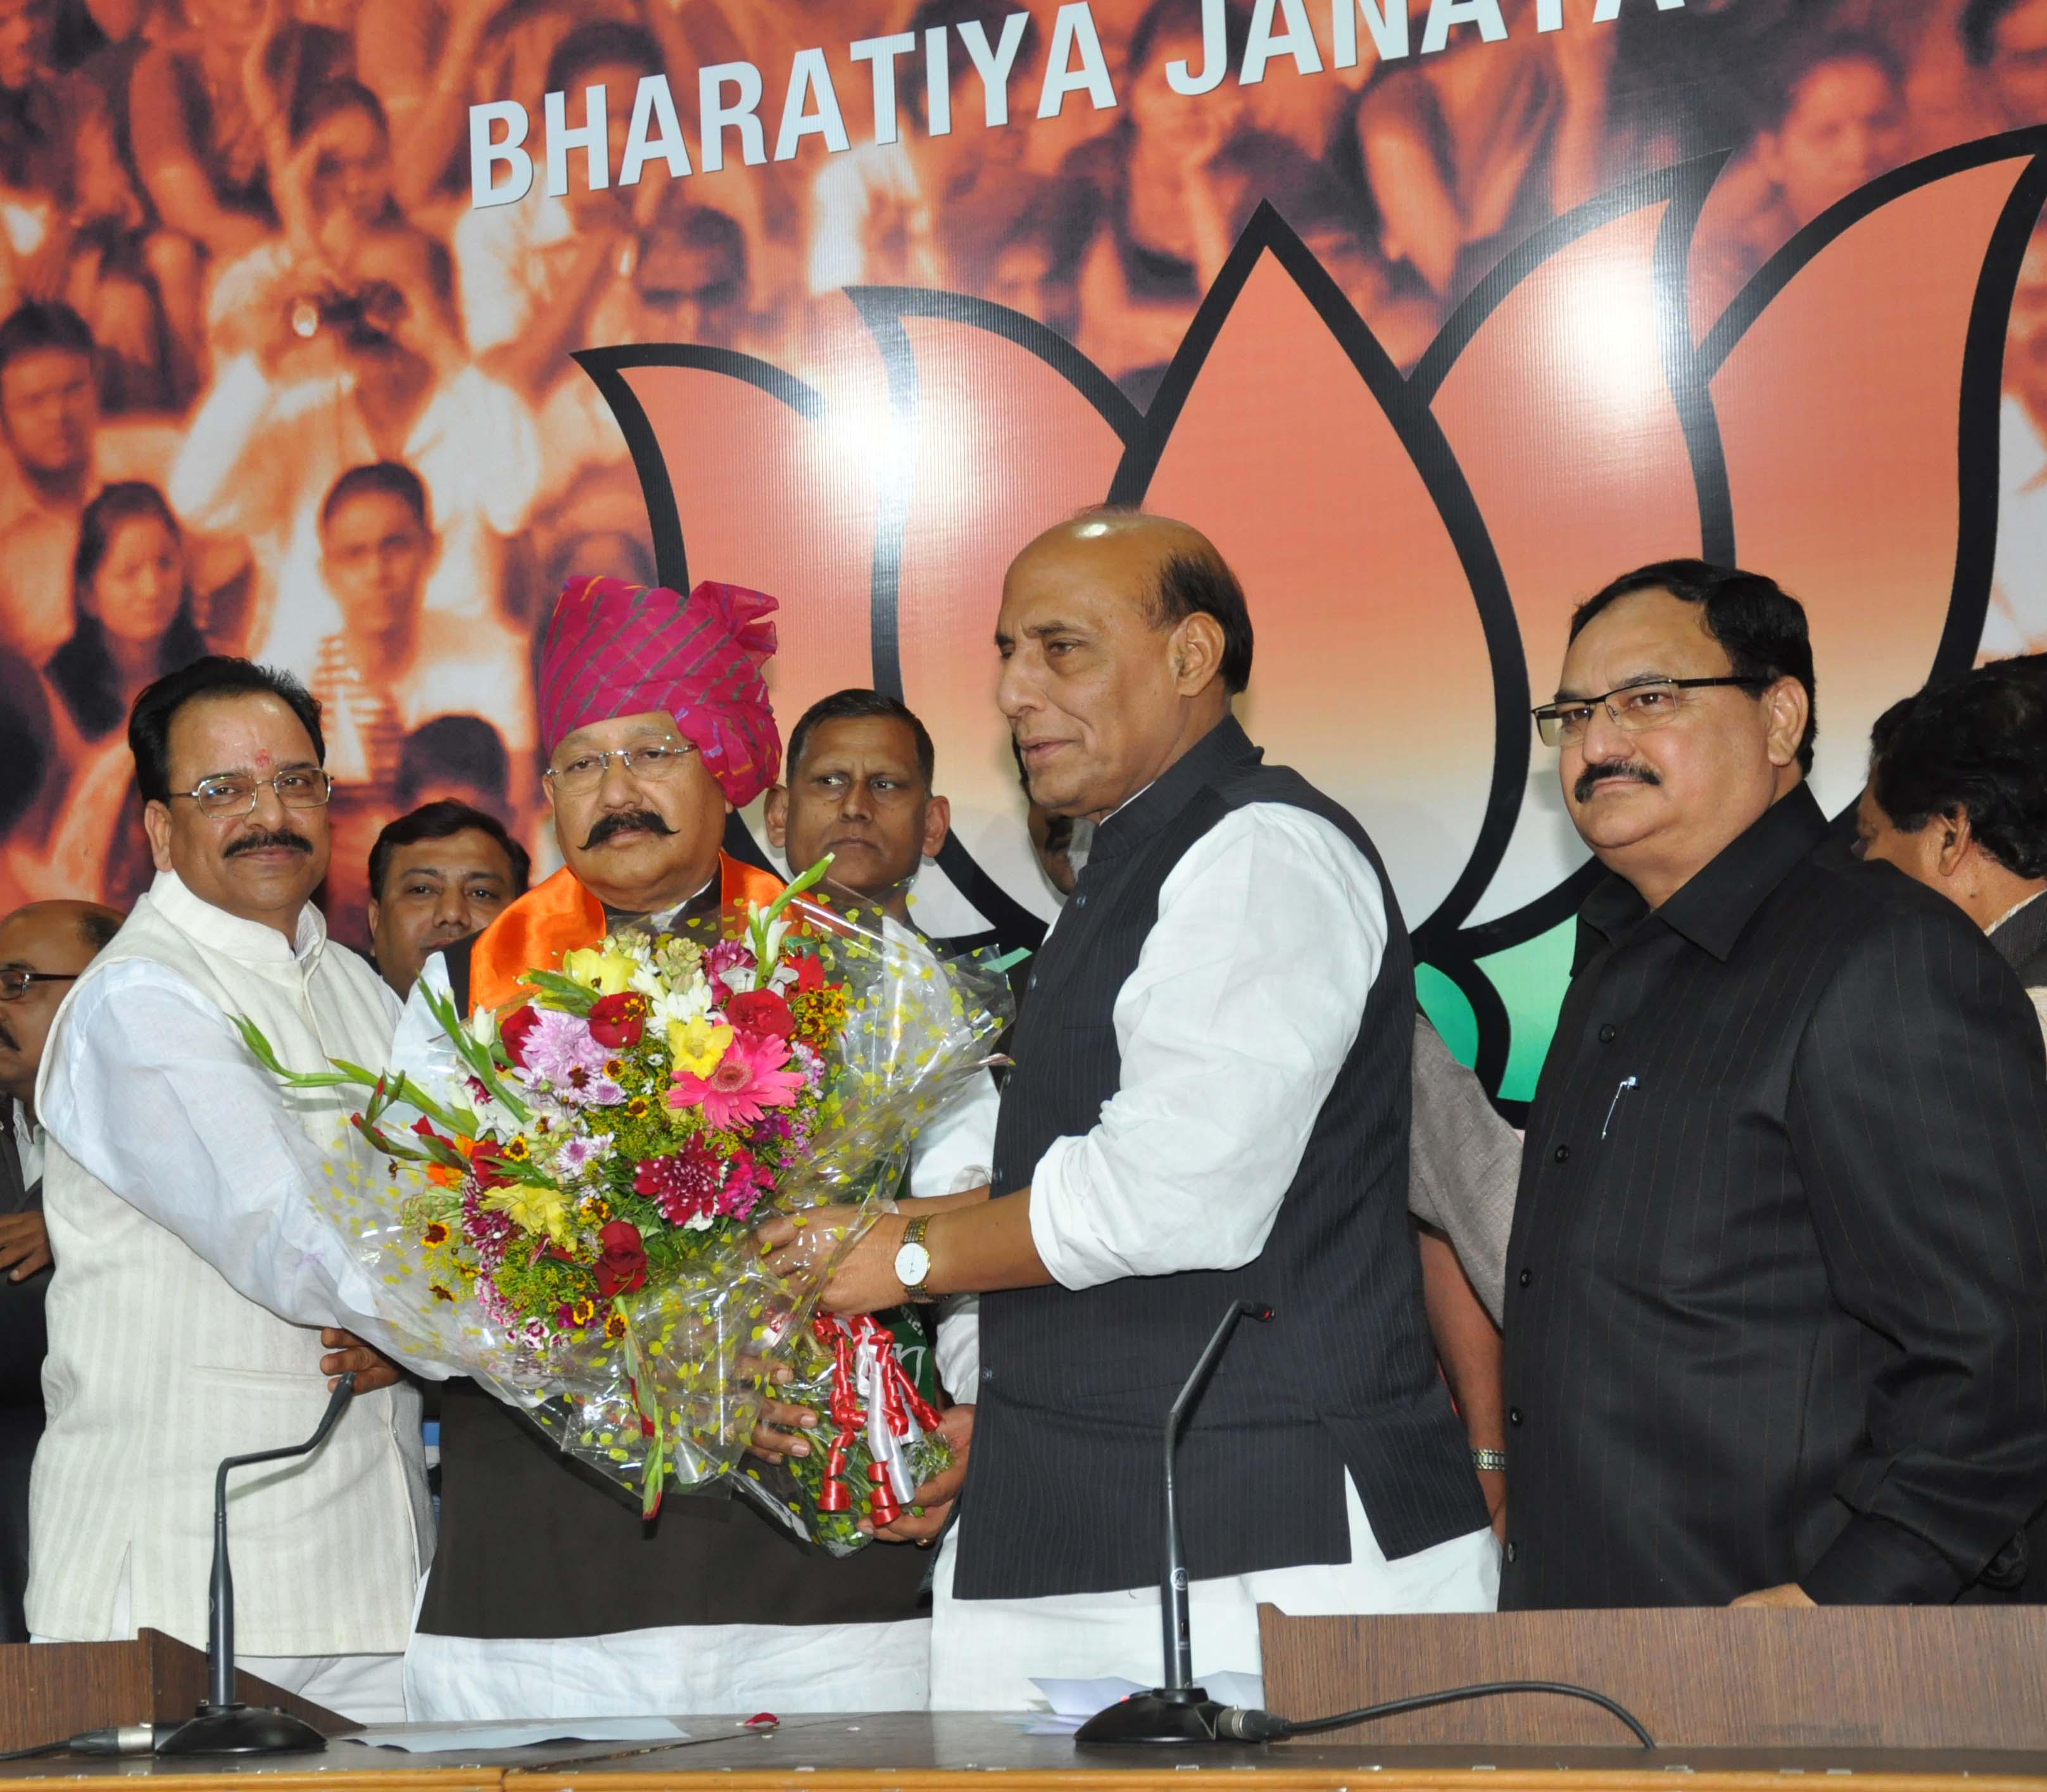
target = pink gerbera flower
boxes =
[667,1029,805,1129]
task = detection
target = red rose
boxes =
[725,988,796,1040]
[588,991,648,1049]
[499,1003,541,1067]
[595,1219,648,1298]
[467,1139,515,1191]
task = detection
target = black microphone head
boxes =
[1245,1303,1273,1322]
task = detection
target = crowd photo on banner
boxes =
[1,0,2046,942]
[4,0,2047,1738]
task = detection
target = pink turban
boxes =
[538,576,781,806]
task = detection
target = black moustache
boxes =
[225,829,313,858]
[584,810,676,849]
[1574,761,1663,804]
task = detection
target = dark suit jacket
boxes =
[1501,786,2047,1608]
[0,1108,44,1642]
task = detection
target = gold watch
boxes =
[893,1216,935,1304]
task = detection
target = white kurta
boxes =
[396,902,1003,1721]
[30,872,432,1674]
[931,803,1499,1710]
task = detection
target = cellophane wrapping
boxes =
[273,879,1009,1514]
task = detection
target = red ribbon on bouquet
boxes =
[810,1313,942,1522]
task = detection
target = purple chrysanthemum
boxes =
[555,1132,613,1174]
[517,1008,614,1103]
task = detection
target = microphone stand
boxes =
[156,1373,358,1757]
[1074,1300,1271,1745]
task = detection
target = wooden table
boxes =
[2,1715,2044,1791]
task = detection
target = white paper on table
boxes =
[364,1717,689,1753]
[1019,1672,1266,1735]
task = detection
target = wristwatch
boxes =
[1471,1448,1507,1474]
[893,1217,935,1304]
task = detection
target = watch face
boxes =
[894,1241,933,1287]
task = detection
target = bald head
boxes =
[0,899,122,1109]
[996,511,1251,825]
[4,901,123,955]
[1010,513,1252,691]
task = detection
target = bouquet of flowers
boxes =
[238,860,1009,1530]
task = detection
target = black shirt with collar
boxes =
[1501,784,2047,1608]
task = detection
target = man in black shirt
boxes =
[1504,559,2047,1608]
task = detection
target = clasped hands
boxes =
[755,1203,914,1313]
[746,1205,961,1543]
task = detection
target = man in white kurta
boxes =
[30,658,432,1722]
[764,517,1499,1712]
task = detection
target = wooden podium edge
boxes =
[1255,1605,2047,1751]
[143,1626,360,1736]
[0,1629,356,1753]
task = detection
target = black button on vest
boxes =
[955,718,1487,1601]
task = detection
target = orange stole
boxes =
[465,854,786,1016]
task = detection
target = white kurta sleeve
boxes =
[908,1070,998,1403]
[38,961,448,1375]
[1026,803,1387,1291]
[391,949,470,1105]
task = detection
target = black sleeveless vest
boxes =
[954,718,1487,1601]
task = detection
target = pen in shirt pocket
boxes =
[1601,1075,1639,1140]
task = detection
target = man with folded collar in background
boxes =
[763,687,998,1520]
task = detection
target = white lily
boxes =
[650,981,712,1028]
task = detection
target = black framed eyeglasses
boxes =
[1532,677,1770,748]
[167,769,334,819]
[0,968,79,1002]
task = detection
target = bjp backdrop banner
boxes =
[0,0,2041,1113]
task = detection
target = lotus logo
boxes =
[581,129,2047,1113]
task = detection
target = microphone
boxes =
[155,1373,358,1757]
[1074,1299,1271,1746]
[1069,1308,1658,1753]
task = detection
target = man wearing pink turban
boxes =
[391,575,938,1722]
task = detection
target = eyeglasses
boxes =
[168,768,334,818]
[0,968,79,1002]
[1532,677,1770,748]
[545,740,697,795]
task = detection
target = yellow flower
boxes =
[667,1018,733,1077]
[604,1312,627,1341]
[561,947,639,996]
[569,1299,595,1327]
[501,1135,531,1163]
[430,1282,454,1303]
[626,1096,651,1119]
[420,1221,450,1247]
[482,1183,573,1246]
[577,1194,610,1223]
